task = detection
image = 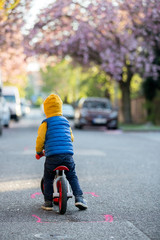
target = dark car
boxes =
[74,97,118,129]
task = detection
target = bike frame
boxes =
[53,166,73,199]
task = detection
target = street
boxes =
[0,109,160,240]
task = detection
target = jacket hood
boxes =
[43,94,63,118]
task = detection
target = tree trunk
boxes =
[119,73,132,124]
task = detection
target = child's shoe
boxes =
[41,201,53,211]
[75,196,88,210]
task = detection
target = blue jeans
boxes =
[43,154,83,201]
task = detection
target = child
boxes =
[36,94,87,211]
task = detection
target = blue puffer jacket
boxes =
[42,116,74,156]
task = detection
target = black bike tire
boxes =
[41,177,59,205]
[41,178,44,194]
[58,177,67,214]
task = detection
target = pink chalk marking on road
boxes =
[32,215,42,223]
[31,192,42,199]
[32,215,56,223]
[86,215,114,223]
[84,192,99,197]
[104,215,113,222]
[32,214,113,223]
[31,191,99,198]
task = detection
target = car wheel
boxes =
[15,116,20,122]
[77,124,83,129]
[74,124,78,129]
[74,123,83,129]
[107,120,118,130]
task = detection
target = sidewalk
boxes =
[120,123,160,132]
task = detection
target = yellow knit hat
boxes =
[43,94,63,118]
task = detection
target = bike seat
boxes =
[53,166,69,171]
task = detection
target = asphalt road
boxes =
[0,109,160,240]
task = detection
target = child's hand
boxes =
[35,150,45,160]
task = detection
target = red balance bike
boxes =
[36,151,73,214]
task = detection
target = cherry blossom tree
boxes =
[26,0,160,123]
[119,0,160,122]
[0,0,21,20]
[0,0,29,84]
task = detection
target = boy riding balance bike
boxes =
[35,94,87,213]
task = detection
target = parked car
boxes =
[3,86,22,121]
[20,98,31,116]
[62,104,74,119]
[1,97,11,127]
[74,97,118,129]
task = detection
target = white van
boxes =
[3,86,22,121]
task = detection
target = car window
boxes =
[3,95,16,103]
[83,101,111,109]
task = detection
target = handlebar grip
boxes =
[35,150,45,159]
[36,154,41,159]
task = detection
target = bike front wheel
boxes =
[41,178,44,194]
[57,177,67,214]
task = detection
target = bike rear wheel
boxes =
[57,177,67,214]
[41,178,60,205]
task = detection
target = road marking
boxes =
[31,192,42,199]
[31,192,113,224]
[31,192,99,198]
[104,215,113,222]
[84,192,99,197]
[32,215,42,223]
[32,214,114,223]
